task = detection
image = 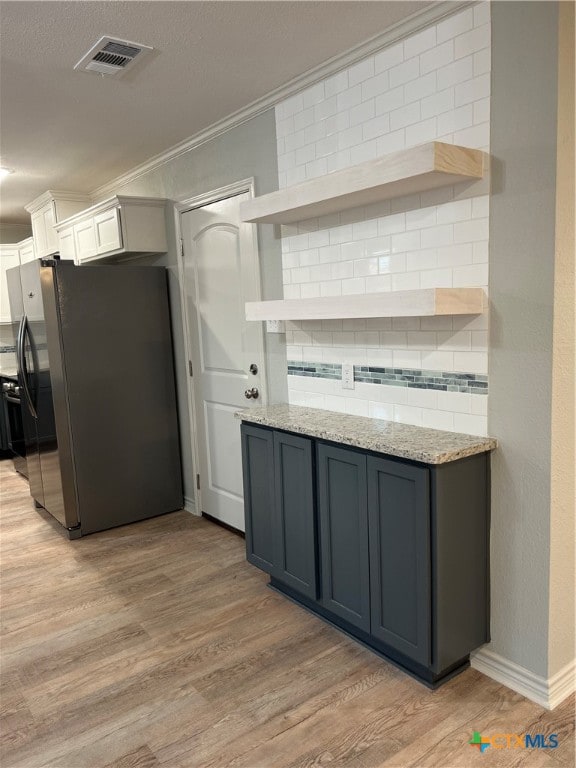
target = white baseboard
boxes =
[471,648,575,710]
[183,495,199,516]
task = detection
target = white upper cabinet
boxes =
[0,238,36,324]
[54,196,168,264]
[17,237,36,265]
[0,246,20,324]
[25,191,92,258]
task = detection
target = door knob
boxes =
[244,387,259,399]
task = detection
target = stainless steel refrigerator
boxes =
[7,259,183,538]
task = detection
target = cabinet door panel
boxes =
[273,432,317,599]
[58,227,76,261]
[318,444,370,631]
[74,219,98,261]
[241,425,276,573]
[95,208,122,254]
[367,456,430,665]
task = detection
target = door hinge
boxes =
[180,238,184,258]
[196,474,201,490]
[188,360,193,377]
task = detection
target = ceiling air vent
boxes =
[74,36,153,77]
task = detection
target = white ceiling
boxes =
[0,0,432,223]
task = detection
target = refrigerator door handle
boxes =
[19,315,38,419]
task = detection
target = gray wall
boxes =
[105,110,286,505]
[489,2,558,678]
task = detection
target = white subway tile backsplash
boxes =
[436,55,474,89]
[361,71,390,101]
[436,242,473,267]
[390,102,421,131]
[392,317,421,331]
[320,281,342,297]
[300,282,321,299]
[389,56,420,87]
[362,114,391,141]
[436,198,472,224]
[453,122,490,149]
[365,274,392,293]
[455,73,491,107]
[375,42,404,72]
[393,350,422,369]
[422,224,454,248]
[336,85,362,112]
[314,95,338,122]
[474,1,490,28]
[376,129,407,155]
[422,408,455,431]
[437,105,474,135]
[374,85,405,116]
[452,263,488,287]
[302,82,326,109]
[420,268,453,288]
[338,125,364,150]
[392,272,421,291]
[404,72,437,104]
[349,100,376,128]
[348,57,375,86]
[454,218,489,243]
[453,351,488,374]
[353,257,379,277]
[406,117,438,146]
[473,97,490,125]
[453,413,487,437]
[391,230,421,253]
[420,40,454,75]
[436,7,473,44]
[276,4,491,430]
[420,87,455,118]
[455,24,491,60]
[324,70,349,97]
[473,48,491,77]
[404,26,437,58]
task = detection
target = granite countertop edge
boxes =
[235,405,497,465]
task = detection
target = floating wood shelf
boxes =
[245,288,486,322]
[240,142,487,225]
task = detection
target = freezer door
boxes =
[19,260,78,529]
[7,266,43,505]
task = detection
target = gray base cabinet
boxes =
[240,423,490,688]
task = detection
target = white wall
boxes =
[274,3,492,435]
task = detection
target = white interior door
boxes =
[181,191,266,531]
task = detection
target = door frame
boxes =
[173,178,268,517]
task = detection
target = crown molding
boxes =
[92,1,474,200]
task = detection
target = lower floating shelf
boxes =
[245,288,486,321]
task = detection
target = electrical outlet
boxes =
[342,363,354,390]
[265,319,286,334]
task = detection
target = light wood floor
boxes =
[1,460,573,768]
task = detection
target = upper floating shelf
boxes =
[245,288,486,322]
[240,142,487,225]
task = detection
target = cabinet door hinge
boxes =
[188,360,193,377]
[196,474,201,490]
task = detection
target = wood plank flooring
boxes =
[1,459,573,768]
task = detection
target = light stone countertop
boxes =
[235,404,497,465]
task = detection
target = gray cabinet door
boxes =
[367,456,430,666]
[317,444,370,632]
[241,425,276,573]
[273,432,318,599]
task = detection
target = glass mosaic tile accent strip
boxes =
[288,361,488,395]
